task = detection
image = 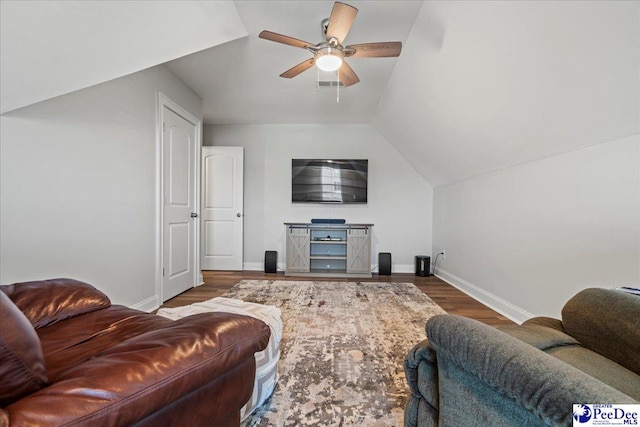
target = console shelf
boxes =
[284,222,373,278]
[310,255,347,259]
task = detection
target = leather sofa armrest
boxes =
[4,312,271,426]
[427,314,637,426]
[0,278,110,328]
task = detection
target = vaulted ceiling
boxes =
[165,1,422,125]
[2,1,638,187]
[373,1,639,185]
[0,1,247,114]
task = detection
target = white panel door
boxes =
[201,146,244,270]
[162,106,197,300]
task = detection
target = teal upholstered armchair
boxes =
[404,288,640,427]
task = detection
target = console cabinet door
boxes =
[347,228,371,274]
[286,227,310,272]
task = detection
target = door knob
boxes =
[237,213,242,217]
[190,212,198,218]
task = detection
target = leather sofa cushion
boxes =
[37,305,175,382]
[0,291,48,406]
[4,312,270,426]
[1,278,111,329]
[562,288,640,376]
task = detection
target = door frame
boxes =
[155,92,203,306]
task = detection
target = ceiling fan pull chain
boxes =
[336,68,340,103]
[317,67,320,92]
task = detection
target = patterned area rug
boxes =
[222,280,447,427]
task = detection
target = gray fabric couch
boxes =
[404,288,640,427]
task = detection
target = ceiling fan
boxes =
[259,1,402,87]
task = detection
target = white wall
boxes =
[433,134,640,322]
[203,124,433,273]
[0,65,202,309]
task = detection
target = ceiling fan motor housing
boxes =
[321,17,331,40]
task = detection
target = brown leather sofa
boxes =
[0,278,270,427]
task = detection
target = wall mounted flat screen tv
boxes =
[292,159,368,204]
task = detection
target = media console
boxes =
[284,222,373,278]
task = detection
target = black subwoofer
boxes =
[415,255,430,277]
[378,252,392,275]
[264,251,277,273]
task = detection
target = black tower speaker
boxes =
[415,255,431,277]
[379,252,392,275]
[264,251,277,273]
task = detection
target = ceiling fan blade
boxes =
[280,58,315,78]
[345,42,402,58]
[339,61,360,87]
[326,2,358,44]
[259,30,315,49]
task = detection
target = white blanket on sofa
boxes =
[157,297,282,421]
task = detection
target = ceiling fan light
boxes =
[315,47,344,72]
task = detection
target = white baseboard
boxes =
[435,268,533,324]
[388,264,414,274]
[131,295,159,313]
[243,262,264,271]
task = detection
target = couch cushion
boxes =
[0,291,48,406]
[521,316,565,331]
[3,312,270,427]
[502,313,640,400]
[36,305,174,382]
[1,278,111,329]
[499,322,580,351]
[562,288,640,375]
[546,345,640,400]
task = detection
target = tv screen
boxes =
[292,159,368,204]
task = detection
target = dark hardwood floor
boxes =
[161,271,515,327]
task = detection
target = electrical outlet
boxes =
[441,250,446,260]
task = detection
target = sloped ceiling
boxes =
[1,1,638,187]
[0,1,247,114]
[165,1,421,125]
[373,0,640,186]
